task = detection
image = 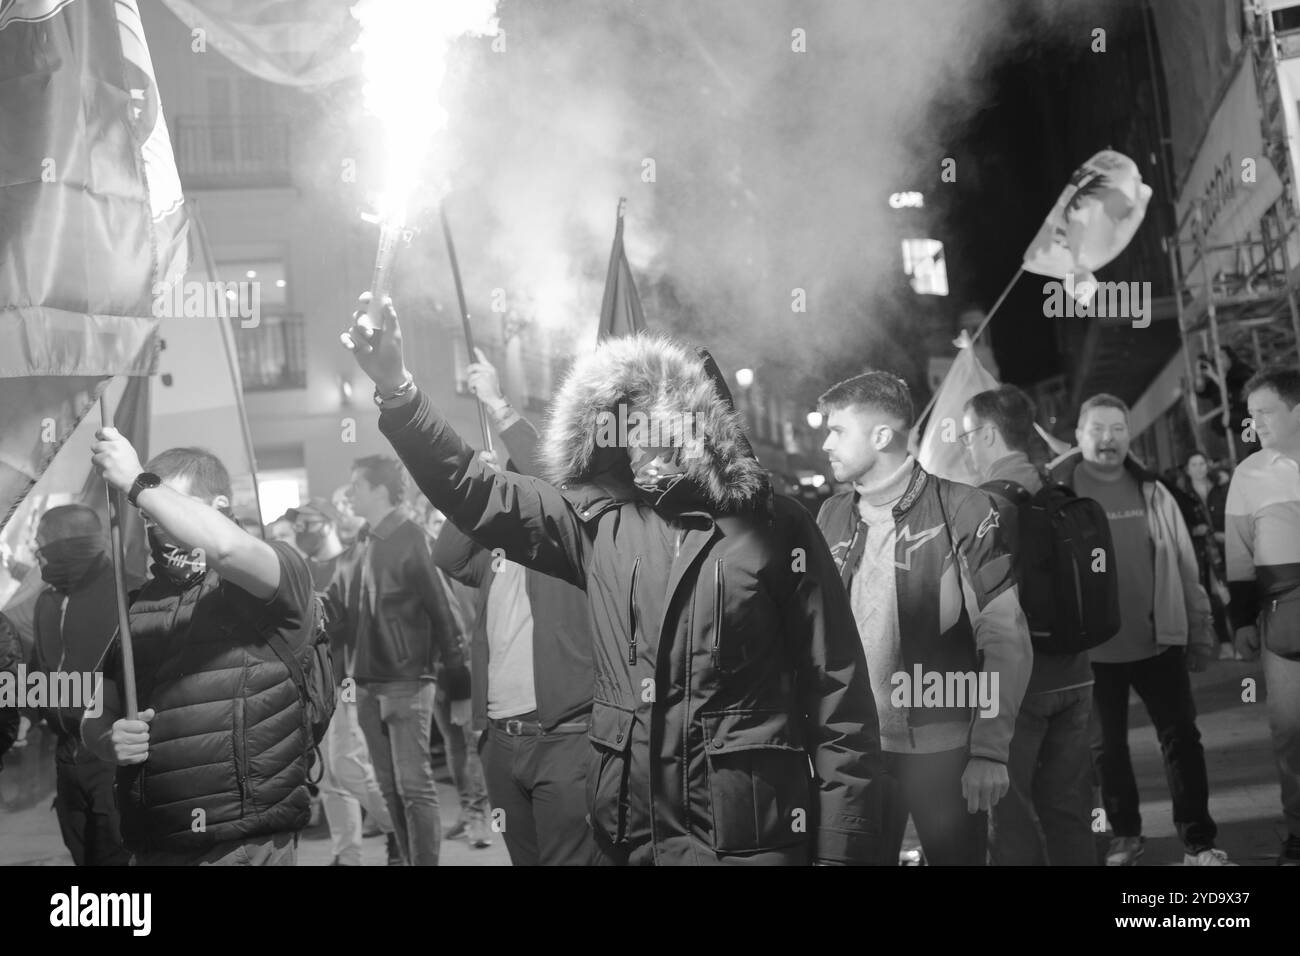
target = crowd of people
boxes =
[0,294,1297,868]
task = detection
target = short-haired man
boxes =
[817,371,1031,865]
[1225,366,1300,865]
[83,444,319,865]
[962,386,1095,865]
[330,454,471,866]
[1050,394,1227,866]
[29,504,135,866]
[289,497,398,866]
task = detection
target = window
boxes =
[215,259,305,391]
[902,238,949,296]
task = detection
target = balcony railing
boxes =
[174,115,292,188]
[229,312,306,391]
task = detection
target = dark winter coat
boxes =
[381,335,885,865]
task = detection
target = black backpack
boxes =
[262,594,336,783]
[982,476,1120,655]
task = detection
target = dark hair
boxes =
[38,503,102,539]
[1184,449,1209,469]
[964,386,1036,454]
[1078,393,1129,425]
[1243,366,1300,409]
[817,371,914,429]
[146,447,233,502]
[352,454,405,505]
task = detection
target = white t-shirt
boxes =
[485,560,537,719]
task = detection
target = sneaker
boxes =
[361,813,383,838]
[386,832,405,866]
[1184,847,1236,866]
[444,820,468,841]
[1218,643,1236,661]
[1106,836,1145,866]
[467,817,493,849]
[329,856,358,867]
[1278,836,1300,866]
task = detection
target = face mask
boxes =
[38,536,104,592]
[147,525,207,586]
[295,530,325,557]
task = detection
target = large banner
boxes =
[0,0,187,533]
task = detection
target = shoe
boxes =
[386,832,405,866]
[1218,643,1236,660]
[1105,836,1145,866]
[328,856,358,867]
[444,820,468,841]
[1278,836,1300,866]
[361,812,382,839]
[1184,847,1236,866]
[467,818,493,849]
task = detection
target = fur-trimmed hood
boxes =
[541,335,770,512]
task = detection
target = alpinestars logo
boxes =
[894,523,943,570]
[976,507,1000,539]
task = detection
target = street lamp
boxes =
[735,367,754,389]
[806,411,823,429]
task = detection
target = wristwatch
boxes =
[127,471,162,507]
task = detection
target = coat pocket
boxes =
[701,710,811,854]
[586,699,635,846]
[1260,588,1300,660]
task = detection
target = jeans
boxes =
[881,747,987,865]
[319,695,394,865]
[431,690,489,824]
[990,686,1096,865]
[357,680,440,865]
[1264,648,1300,839]
[54,750,130,866]
[480,724,596,865]
[132,831,297,866]
[1090,647,1217,852]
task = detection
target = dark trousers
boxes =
[881,747,987,865]
[480,724,597,865]
[54,752,129,866]
[990,686,1096,865]
[1091,647,1217,852]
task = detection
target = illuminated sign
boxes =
[889,191,925,209]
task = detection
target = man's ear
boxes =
[872,424,894,451]
[211,494,231,512]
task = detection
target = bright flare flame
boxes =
[352,0,499,222]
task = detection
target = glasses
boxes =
[958,423,992,447]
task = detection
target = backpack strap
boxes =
[981,479,1031,505]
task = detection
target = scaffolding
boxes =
[1168,16,1300,468]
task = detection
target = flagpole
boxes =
[99,393,139,720]
[915,266,1024,431]
[189,199,265,530]
[439,204,494,454]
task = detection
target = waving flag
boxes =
[913,332,1001,486]
[1021,150,1152,303]
[596,198,647,341]
[0,0,187,533]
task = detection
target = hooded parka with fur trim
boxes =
[380,336,885,865]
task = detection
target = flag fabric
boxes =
[596,198,647,341]
[160,0,361,89]
[913,332,1001,487]
[1021,150,1152,303]
[0,0,185,534]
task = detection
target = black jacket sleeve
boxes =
[408,530,471,701]
[433,519,493,589]
[780,500,886,865]
[379,389,589,589]
[499,416,545,479]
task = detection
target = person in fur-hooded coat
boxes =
[343,296,885,865]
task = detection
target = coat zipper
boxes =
[712,558,725,671]
[627,557,641,665]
